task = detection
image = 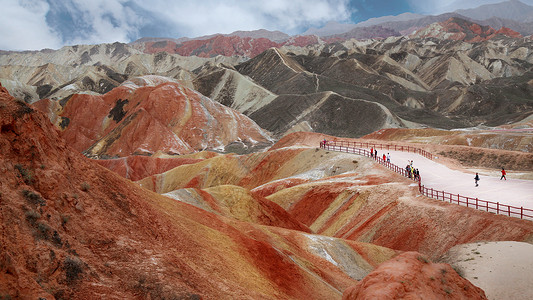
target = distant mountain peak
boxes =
[454,0,533,22]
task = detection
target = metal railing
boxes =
[320,140,533,220]
[320,140,433,159]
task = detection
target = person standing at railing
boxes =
[387,153,390,162]
[370,147,374,158]
[382,154,386,161]
[501,168,507,180]
[475,173,480,187]
[374,149,377,159]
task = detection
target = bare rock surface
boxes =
[343,252,487,299]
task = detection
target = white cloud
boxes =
[0,0,62,51]
[132,0,352,37]
[58,0,145,45]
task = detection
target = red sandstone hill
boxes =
[0,83,404,298]
[411,17,522,42]
[343,252,487,299]
[136,34,337,58]
[136,131,533,261]
[34,75,273,158]
[0,82,501,299]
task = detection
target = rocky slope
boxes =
[3,81,532,298]
[34,75,273,157]
[343,252,487,299]
[224,38,532,131]
[0,83,407,299]
[136,131,533,261]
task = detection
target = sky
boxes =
[1,0,533,51]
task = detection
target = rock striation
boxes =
[0,81,399,300]
[34,75,273,157]
[343,252,487,299]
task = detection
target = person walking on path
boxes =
[501,168,507,180]
[475,173,480,187]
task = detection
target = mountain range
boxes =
[2,83,532,298]
[1,2,533,298]
[2,16,532,143]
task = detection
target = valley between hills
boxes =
[1,12,533,300]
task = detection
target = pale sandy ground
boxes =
[383,150,533,219]
[441,241,533,300]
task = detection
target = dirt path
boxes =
[384,150,533,211]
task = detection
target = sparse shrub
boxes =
[72,194,78,199]
[25,210,41,225]
[416,255,429,264]
[40,164,45,169]
[36,222,51,240]
[61,214,70,226]
[21,189,45,206]
[444,287,453,295]
[63,256,84,284]
[15,164,34,185]
[452,265,465,278]
[13,99,34,118]
[52,230,62,247]
[0,294,12,300]
[473,251,480,255]
[80,182,91,192]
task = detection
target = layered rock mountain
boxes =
[2,17,532,139]
[0,42,243,103]
[2,83,413,299]
[3,69,532,298]
[34,75,273,157]
[221,38,531,133]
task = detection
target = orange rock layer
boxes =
[34,76,273,158]
[343,252,487,299]
[0,83,397,299]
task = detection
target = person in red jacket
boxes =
[501,168,507,180]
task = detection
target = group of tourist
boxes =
[405,160,420,180]
[369,147,391,163]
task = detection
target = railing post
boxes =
[521,207,523,219]
[465,195,468,207]
[497,202,499,215]
[476,198,478,209]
